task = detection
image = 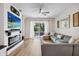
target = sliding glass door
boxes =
[30,21,49,38]
[34,23,44,37]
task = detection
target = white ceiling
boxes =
[13,3,79,18]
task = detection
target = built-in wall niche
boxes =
[73,12,79,27]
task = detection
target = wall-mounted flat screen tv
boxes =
[8,12,21,29]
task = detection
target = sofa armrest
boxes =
[73,44,79,56]
[68,37,74,44]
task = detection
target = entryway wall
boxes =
[22,16,30,39]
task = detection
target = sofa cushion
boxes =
[57,34,62,39]
[54,33,58,37]
[63,35,72,43]
[50,33,72,43]
[50,36,56,42]
[55,38,63,43]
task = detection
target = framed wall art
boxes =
[73,12,79,27]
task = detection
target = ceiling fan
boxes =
[31,4,50,16]
[39,7,50,16]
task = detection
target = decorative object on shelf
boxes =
[5,30,11,36]
[61,15,70,28]
[73,12,79,27]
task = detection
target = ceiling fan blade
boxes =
[45,12,50,13]
[39,8,42,13]
[42,11,50,14]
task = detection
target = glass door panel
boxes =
[34,23,44,37]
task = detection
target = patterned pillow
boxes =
[63,35,71,43]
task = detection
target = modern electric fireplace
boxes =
[7,35,22,51]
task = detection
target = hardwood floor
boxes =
[9,38,42,56]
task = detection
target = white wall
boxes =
[48,19,55,34]
[55,7,79,39]
[0,3,10,45]
[22,15,26,37]
[0,3,4,45]
[24,17,30,39]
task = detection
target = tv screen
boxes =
[8,12,21,29]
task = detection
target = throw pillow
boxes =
[57,34,62,39]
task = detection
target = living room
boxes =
[10,3,79,56]
[0,3,79,56]
[21,3,79,44]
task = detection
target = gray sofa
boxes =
[73,44,79,56]
[41,44,79,56]
[41,33,79,56]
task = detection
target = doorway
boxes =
[30,21,49,38]
[34,23,44,37]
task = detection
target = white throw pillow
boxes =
[57,34,62,39]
